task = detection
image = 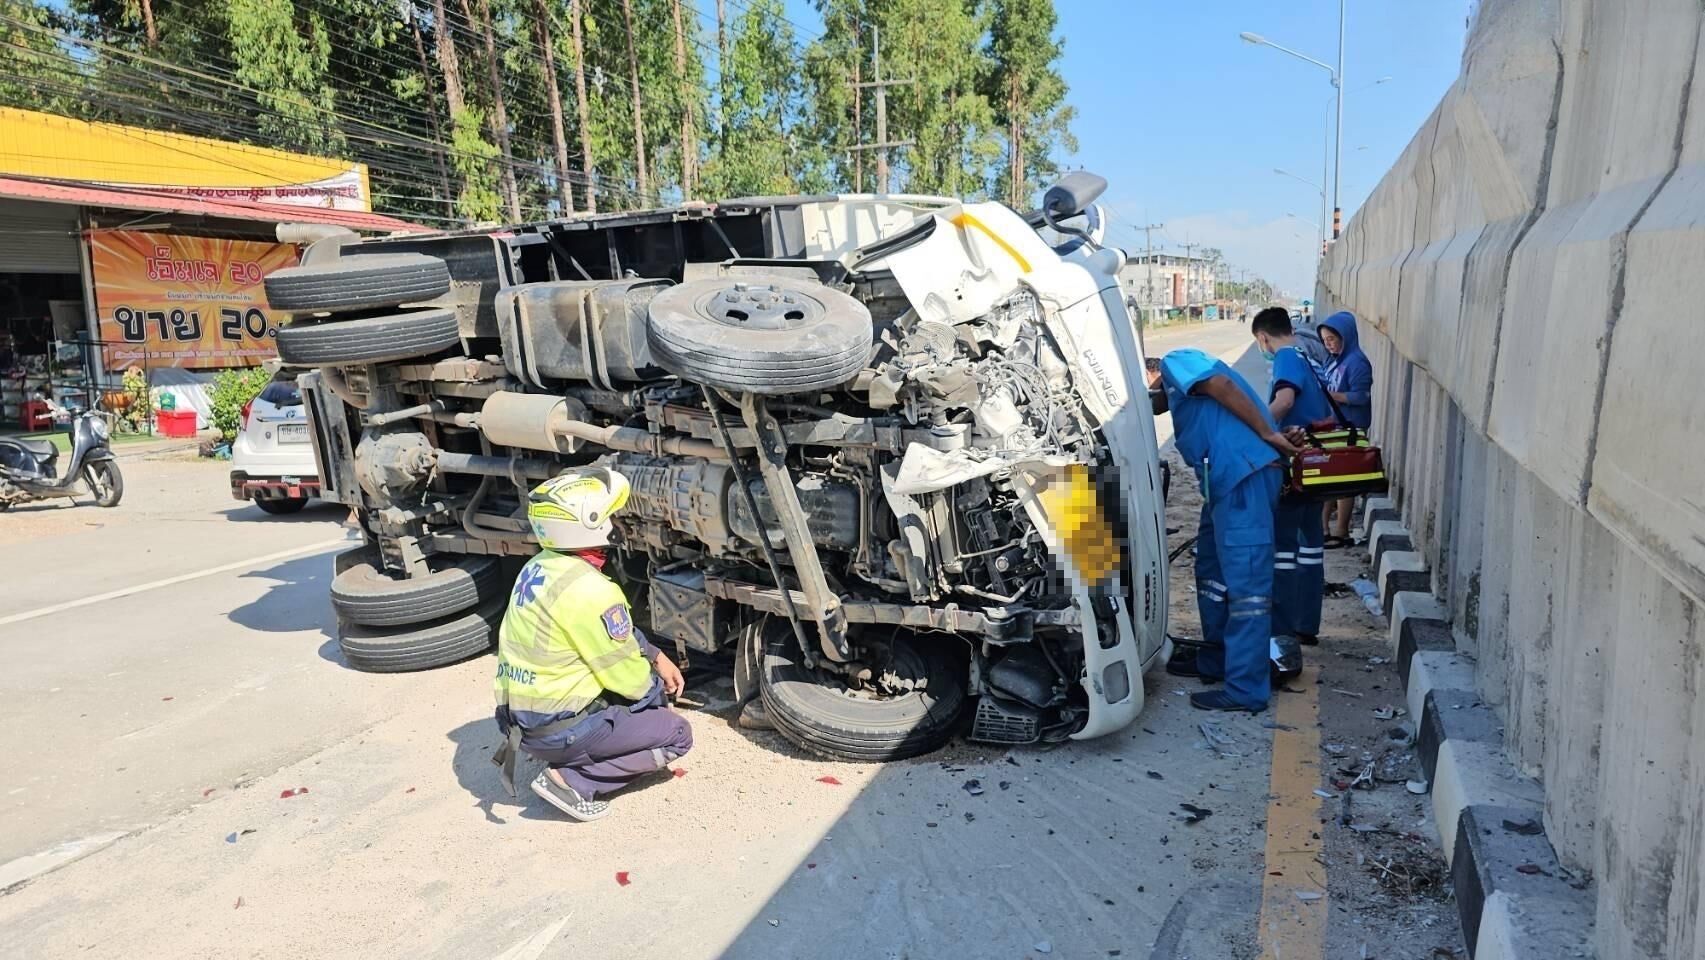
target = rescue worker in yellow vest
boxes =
[490,467,691,821]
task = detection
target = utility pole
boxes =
[1137,222,1164,310]
[1182,242,1196,305]
[851,25,914,194]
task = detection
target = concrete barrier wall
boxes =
[1316,2,1705,956]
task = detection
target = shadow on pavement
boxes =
[444,717,678,826]
[228,550,338,636]
[219,501,349,524]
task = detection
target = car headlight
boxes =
[91,416,110,441]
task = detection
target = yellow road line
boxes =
[1257,663,1328,959]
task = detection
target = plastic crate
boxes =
[157,409,198,438]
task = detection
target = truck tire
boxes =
[331,550,502,627]
[758,627,966,762]
[276,308,460,366]
[647,277,871,395]
[264,254,451,314]
[336,595,503,673]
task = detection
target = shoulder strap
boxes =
[1300,352,1358,442]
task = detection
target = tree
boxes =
[458,0,521,221]
[985,0,1075,206]
[670,0,696,198]
[568,0,597,212]
[225,0,345,155]
[534,0,574,214]
[703,0,800,196]
[618,0,649,201]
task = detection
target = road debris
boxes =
[1405,780,1428,795]
[1350,579,1384,617]
[1294,890,1324,902]
[224,829,256,844]
[1502,818,1543,836]
[233,896,243,910]
[815,776,841,786]
[1177,803,1213,824]
[672,768,688,779]
[278,787,309,799]
[1146,770,1164,780]
[998,781,1012,791]
[1262,721,1297,731]
[1331,688,1365,699]
[615,871,631,886]
[963,778,984,796]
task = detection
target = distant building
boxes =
[1119,253,1223,310]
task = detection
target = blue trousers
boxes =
[1194,467,1282,709]
[1273,499,1325,639]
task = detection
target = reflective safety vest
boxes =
[493,551,653,724]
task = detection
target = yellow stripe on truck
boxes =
[950,211,1032,274]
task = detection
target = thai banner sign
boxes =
[90,231,300,371]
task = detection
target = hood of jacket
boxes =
[1321,311,1361,357]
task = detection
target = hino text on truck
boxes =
[273,173,1169,761]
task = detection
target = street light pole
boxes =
[1333,0,1345,239]
[1275,168,1325,251]
[1241,16,1350,240]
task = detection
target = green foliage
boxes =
[120,366,151,431]
[10,0,1077,218]
[208,367,272,443]
[985,0,1075,205]
[449,106,503,223]
[226,0,345,155]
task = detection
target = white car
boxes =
[230,370,319,515]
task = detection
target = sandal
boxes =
[1322,535,1352,549]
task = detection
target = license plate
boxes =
[1035,464,1118,589]
[278,423,308,443]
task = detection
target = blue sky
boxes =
[1056,1,1468,295]
[784,0,1470,296]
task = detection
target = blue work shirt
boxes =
[1269,346,1334,429]
[1160,348,1280,502]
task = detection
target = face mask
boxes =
[1258,342,1276,362]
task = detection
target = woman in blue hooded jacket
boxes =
[1320,311,1374,545]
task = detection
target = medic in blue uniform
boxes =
[1251,307,1335,647]
[1150,348,1303,712]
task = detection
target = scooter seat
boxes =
[3,437,57,459]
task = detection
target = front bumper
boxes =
[230,471,320,502]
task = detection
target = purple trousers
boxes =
[526,704,693,800]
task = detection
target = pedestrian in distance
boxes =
[1319,311,1374,547]
[1251,307,1334,648]
[490,467,692,821]
[1149,347,1304,713]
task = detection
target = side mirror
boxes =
[1042,172,1109,220]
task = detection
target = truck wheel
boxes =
[758,627,966,762]
[276,308,460,366]
[264,254,451,314]
[336,595,503,673]
[331,550,503,627]
[647,277,872,395]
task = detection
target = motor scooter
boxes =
[0,404,124,510]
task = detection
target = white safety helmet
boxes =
[527,467,631,551]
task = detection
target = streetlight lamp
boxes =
[1240,3,1346,239]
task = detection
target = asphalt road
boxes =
[0,321,1394,960]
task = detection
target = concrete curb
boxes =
[1367,511,1595,958]
[1376,550,1430,615]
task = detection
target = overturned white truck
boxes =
[277,175,1169,761]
